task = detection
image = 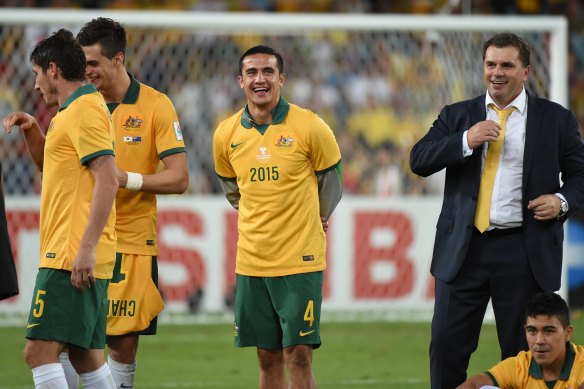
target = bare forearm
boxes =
[81,156,117,250]
[22,125,46,171]
[118,168,189,194]
[80,175,117,250]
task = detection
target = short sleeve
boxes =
[309,114,341,172]
[213,125,236,179]
[76,99,115,166]
[153,94,186,159]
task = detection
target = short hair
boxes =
[30,29,86,82]
[525,291,570,328]
[77,17,127,59]
[238,45,284,76]
[482,32,531,67]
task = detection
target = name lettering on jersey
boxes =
[108,299,136,317]
[45,252,56,259]
[173,121,183,141]
[123,136,142,145]
[256,146,271,163]
[122,115,143,130]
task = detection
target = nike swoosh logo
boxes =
[230,142,245,149]
[299,329,316,337]
[26,323,41,329]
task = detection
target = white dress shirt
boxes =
[462,88,527,228]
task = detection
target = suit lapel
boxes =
[469,95,487,180]
[523,93,542,189]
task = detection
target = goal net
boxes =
[0,9,567,323]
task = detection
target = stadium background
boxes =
[1,0,584,323]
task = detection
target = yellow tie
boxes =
[474,104,516,232]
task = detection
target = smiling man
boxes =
[457,292,584,389]
[213,45,342,389]
[410,32,584,388]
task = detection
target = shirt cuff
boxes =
[462,130,473,157]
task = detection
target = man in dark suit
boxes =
[0,160,18,300]
[410,32,584,389]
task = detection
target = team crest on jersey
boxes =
[123,136,142,145]
[256,146,271,163]
[122,115,143,130]
[273,134,296,153]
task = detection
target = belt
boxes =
[474,226,523,237]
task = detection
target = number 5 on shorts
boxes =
[33,290,46,318]
[303,300,314,327]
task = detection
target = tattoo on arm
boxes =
[88,155,112,170]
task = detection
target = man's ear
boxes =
[48,62,59,78]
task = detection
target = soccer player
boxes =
[2,29,117,389]
[457,292,584,389]
[75,17,189,388]
[213,45,342,389]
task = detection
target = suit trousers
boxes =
[430,228,542,389]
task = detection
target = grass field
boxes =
[2,314,584,388]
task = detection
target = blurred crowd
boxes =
[0,0,583,197]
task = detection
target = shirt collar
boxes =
[121,73,140,104]
[528,342,575,380]
[485,86,527,115]
[59,84,97,112]
[240,97,290,129]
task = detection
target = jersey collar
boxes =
[58,84,97,112]
[241,97,290,130]
[528,342,575,380]
[106,73,140,113]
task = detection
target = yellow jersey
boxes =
[39,84,116,279]
[488,343,584,389]
[213,98,341,277]
[109,75,186,255]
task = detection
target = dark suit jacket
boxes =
[410,92,584,291]
[0,160,18,300]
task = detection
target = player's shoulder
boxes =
[215,108,245,136]
[137,82,171,103]
[288,102,319,120]
[287,102,331,134]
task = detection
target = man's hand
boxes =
[527,194,561,220]
[2,111,36,133]
[71,245,96,289]
[466,120,502,149]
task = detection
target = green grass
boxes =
[2,313,584,388]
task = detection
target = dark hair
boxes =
[483,33,531,67]
[77,17,127,59]
[525,291,570,328]
[238,45,284,76]
[30,29,86,82]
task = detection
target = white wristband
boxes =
[125,172,143,191]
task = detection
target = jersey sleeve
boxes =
[76,99,115,166]
[309,114,341,172]
[213,124,236,179]
[487,355,523,388]
[153,93,186,159]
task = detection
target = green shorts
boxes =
[25,268,110,349]
[234,271,323,350]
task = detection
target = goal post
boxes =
[0,10,568,322]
